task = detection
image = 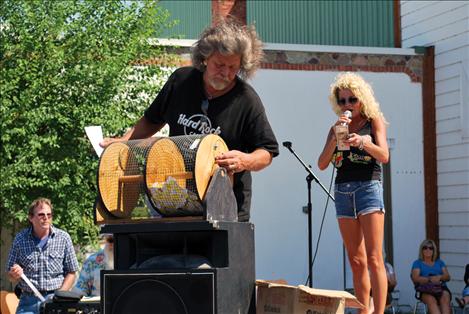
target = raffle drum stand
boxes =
[94,134,255,314]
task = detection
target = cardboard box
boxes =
[256,280,365,314]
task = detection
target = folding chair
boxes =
[413,300,428,314]
[385,289,400,314]
[463,303,469,314]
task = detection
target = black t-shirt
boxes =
[332,121,382,183]
[144,67,279,221]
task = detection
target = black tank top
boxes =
[333,120,382,184]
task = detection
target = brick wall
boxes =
[211,0,246,25]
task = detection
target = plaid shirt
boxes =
[6,225,79,293]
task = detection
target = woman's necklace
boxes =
[349,117,368,133]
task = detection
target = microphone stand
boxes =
[283,141,335,288]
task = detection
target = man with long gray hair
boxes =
[101,19,279,222]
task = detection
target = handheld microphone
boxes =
[282,141,292,148]
[341,110,352,126]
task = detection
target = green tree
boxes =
[1,0,173,246]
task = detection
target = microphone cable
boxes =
[304,164,336,286]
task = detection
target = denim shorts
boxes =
[17,292,54,314]
[334,180,385,218]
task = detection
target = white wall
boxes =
[401,0,469,297]
[249,69,425,306]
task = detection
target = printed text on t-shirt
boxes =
[177,114,222,135]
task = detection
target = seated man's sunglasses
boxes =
[36,213,53,219]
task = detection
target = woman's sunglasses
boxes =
[422,245,434,251]
[338,96,359,106]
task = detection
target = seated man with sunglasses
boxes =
[6,197,79,314]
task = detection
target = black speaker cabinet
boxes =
[101,221,255,314]
[102,269,215,314]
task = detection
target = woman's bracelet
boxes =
[359,135,372,150]
[358,136,365,150]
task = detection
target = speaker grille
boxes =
[102,271,215,314]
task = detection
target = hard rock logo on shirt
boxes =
[177,113,222,135]
[332,151,372,167]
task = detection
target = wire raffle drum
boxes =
[97,134,229,219]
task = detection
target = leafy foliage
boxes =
[1,0,173,246]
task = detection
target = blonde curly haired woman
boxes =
[318,72,389,314]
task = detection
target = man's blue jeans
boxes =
[16,293,53,314]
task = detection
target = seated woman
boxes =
[73,234,114,297]
[455,263,469,308]
[411,239,451,314]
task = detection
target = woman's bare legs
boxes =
[421,294,441,314]
[359,212,387,314]
[439,291,451,314]
[338,218,370,314]
[421,291,451,314]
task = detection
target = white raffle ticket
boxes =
[21,273,46,302]
[85,125,104,157]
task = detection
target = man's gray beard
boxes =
[103,244,114,270]
[209,78,230,91]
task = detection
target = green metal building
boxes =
[158,0,396,47]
